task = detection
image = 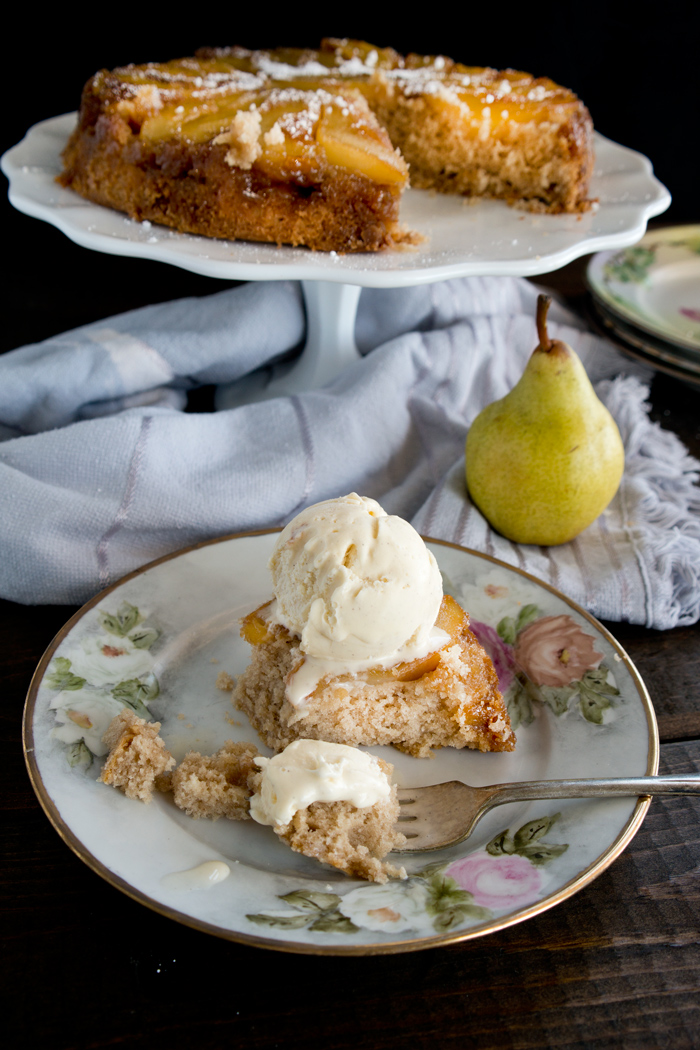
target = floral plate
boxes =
[587,224,700,353]
[23,533,657,955]
[586,296,700,390]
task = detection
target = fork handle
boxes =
[482,774,700,808]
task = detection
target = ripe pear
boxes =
[465,294,624,546]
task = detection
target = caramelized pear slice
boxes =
[316,107,407,185]
[434,593,470,636]
[389,594,467,682]
[241,593,469,688]
[140,93,261,143]
[240,602,275,645]
[253,99,325,179]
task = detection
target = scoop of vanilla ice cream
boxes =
[249,738,391,827]
[268,493,443,662]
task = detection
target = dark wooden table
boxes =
[2,203,699,1048]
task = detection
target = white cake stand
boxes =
[2,114,671,403]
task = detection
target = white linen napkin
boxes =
[1,275,698,628]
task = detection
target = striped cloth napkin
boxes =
[1,275,698,627]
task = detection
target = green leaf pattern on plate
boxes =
[66,740,93,771]
[487,813,569,866]
[603,245,656,284]
[470,602,619,728]
[46,602,160,767]
[601,234,700,323]
[45,656,86,692]
[99,601,144,638]
[247,813,567,937]
[247,890,359,934]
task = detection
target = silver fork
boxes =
[394,774,700,852]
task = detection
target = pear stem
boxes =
[536,294,553,352]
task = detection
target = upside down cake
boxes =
[59,39,595,252]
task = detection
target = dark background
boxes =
[3,8,698,352]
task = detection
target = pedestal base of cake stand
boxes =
[214,280,363,409]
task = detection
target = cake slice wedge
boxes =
[58,51,412,253]
[233,593,514,758]
[232,494,515,758]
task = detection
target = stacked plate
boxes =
[587,225,700,387]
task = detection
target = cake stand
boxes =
[2,114,671,403]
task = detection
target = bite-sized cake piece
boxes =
[271,798,405,884]
[58,39,594,253]
[233,494,515,758]
[99,709,175,801]
[170,740,260,820]
[249,739,406,883]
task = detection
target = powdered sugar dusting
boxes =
[254,55,331,79]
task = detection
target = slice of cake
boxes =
[58,49,411,253]
[355,43,594,214]
[58,39,594,252]
[232,494,515,758]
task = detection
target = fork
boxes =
[394,774,700,852]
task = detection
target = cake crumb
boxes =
[217,670,236,692]
[263,121,285,146]
[214,110,262,169]
[99,709,175,802]
[171,741,260,820]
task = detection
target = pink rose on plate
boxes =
[470,620,516,692]
[515,614,602,687]
[446,853,542,909]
